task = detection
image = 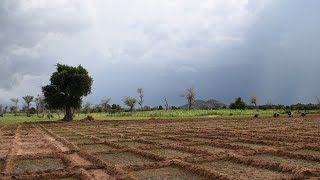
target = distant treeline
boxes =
[251,103,319,111]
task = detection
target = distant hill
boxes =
[179,99,225,109]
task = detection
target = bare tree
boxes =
[83,102,92,115]
[123,96,137,111]
[163,96,169,111]
[10,98,19,116]
[316,96,320,109]
[22,95,34,117]
[35,95,46,117]
[0,105,3,117]
[100,98,111,113]
[137,88,144,111]
[250,96,257,109]
[180,86,196,110]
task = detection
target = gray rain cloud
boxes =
[0,0,320,106]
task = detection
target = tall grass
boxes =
[0,109,317,125]
[104,109,285,118]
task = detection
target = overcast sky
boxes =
[1,0,320,107]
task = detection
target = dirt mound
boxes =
[81,115,95,121]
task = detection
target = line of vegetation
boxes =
[0,63,319,124]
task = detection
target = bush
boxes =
[29,107,37,114]
[84,115,94,121]
[229,97,247,110]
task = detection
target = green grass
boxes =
[104,109,283,117]
[0,109,318,125]
[0,114,61,125]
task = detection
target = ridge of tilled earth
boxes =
[0,116,319,179]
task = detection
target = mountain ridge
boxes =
[179,99,225,109]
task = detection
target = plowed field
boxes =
[0,116,319,179]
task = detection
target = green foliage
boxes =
[158,105,163,110]
[171,106,179,110]
[29,107,37,114]
[111,104,121,110]
[0,109,319,125]
[122,96,137,111]
[42,64,93,121]
[229,97,247,110]
[22,95,34,104]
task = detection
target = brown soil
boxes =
[116,141,148,148]
[67,153,93,166]
[189,144,233,153]
[95,151,156,166]
[290,149,320,157]
[200,159,291,179]
[0,150,9,158]
[77,144,115,153]
[1,116,320,179]
[147,148,194,159]
[86,169,115,180]
[251,154,320,170]
[15,157,66,174]
[129,166,205,180]
[0,159,4,172]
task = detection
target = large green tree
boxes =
[42,64,93,121]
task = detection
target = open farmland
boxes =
[0,116,320,179]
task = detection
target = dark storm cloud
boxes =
[88,0,320,106]
[238,0,320,104]
[1,0,320,106]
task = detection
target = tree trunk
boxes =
[27,104,30,117]
[63,106,73,121]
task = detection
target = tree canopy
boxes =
[229,97,247,110]
[42,64,93,121]
[123,96,137,111]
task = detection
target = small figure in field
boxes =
[254,114,259,118]
[273,113,280,118]
[301,112,307,117]
[287,111,293,117]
